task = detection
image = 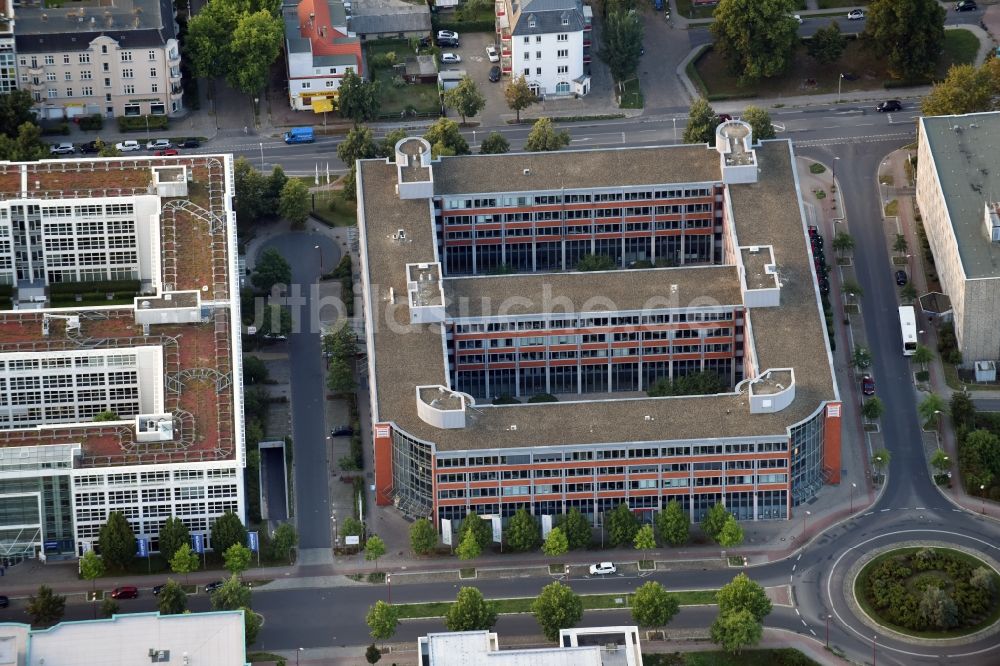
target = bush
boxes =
[78,115,104,131]
[41,123,71,136]
[433,18,495,33]
[117,115,169,132]
[47,279,141,296]
[527,393,558,403]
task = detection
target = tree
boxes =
[717,516,744,547]
[365,644,382,664]
[701,503,729,541]
[505,508,541,552]
[444,75,487,124]
[265,165,288,215]
[365,535,387,570]
[459,511,493,550]
[893,233,909,257]
[505,75,537,123]
[711,608,763,654]
[559,508,593,549]
[271,522,298,563]
[648,371,728,397]
[901,283,917,304]
[445,587,499,631]
[227,10,284,95]
[170,543,201,583]
[631,581,679,628]
[807,21,847,65]
[342,517,365,538]
[242,355,269,384]
[100,597,120,618]
[576,254,617,271]
[79,549,104,592]
[716,572,772,622]
[224,543,253,577]
[710,0,798,84]
[919,586,959,629]
[378,128,408,158]
[930,448,952,473]
[922,61,1000,116]
[410,518,437,555]
[683,98,718,145]
[913,345,935,371]
[600,8,644,82]
[158,579,188,615]
[93,410,119,422]
[862,397,884,420]
[918,393,946,425]
[456,528,482,560]
[27,585,66,626]
[424,118,470,157]
[0,122,47,162]
[543,526,570,557]
[327,357,356,394]
[606,502,640,547]
[832,231,855,257]
[337,70,380,123]
[742,105,775,141]
[634,524,656,554]
[872,447,891,474]
[863,0,946,81]
[366,600,400,641]
[234,157,267,227]
[212,574,252,611]
[337,125,379,167]
[970,566,996,594]
[524,117,571,152]
[479,131,510,154]
[158,517,191,562]
[951,391,976,431]
[97,139,122,158]
[656,500,690,547]
[531,581,583,641]
[0,90,37,139]
[211,511,248,556]
[852,346,872,370]
[244,607,263,646]
[98,511,136,572]
[841,279,863,301]
[279,178,310,228]
[252,248,292,293]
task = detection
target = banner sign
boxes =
[247,531,259,553]
[441,518,452,546]
[541,514,553,539]
[192,533,205,554]
[136,538,149,558]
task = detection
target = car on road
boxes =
[0,596,8,609]
[154,148,179,156]
[955,0,978,11]
[441,53,461,64]
[895,269,908,286]
[717,113,733,122]
[146,139,172,150]
[862,373,875,396]
[876,100,902,113]
[791,14,803,24]
[847,9,865,20]
[589,562,616,575]
[489,65,502,82]
[110,586,138,599]
[818,277,830,296]
[179,138,201,148]
[50,142,76,155]
[116,140,140,152]
[79,140,101,154]
[437,30,459,41]
[204,581,224,593]
[153,584,166,596]
[486,46,499,62]
[331,424,353,437]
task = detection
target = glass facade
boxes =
[789,407,826,506]
[0,475,75,561]
[391,430,434,518]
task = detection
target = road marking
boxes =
[880,508,891,512]
[863,512,873,516]
[801,619,808,627]
[795,608,801,616]
[915,507,925,510]
[792,564,797,572]
[810,629,817,636]
[797,554,802,561]
[790,574,793,583]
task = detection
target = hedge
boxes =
[41,123,71,136]
[78,115,104,131]
[48,279,141,295]
[117,115,169,132]
[433,18,495,33]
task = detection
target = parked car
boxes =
[955,0,978,11]
[178,138,201,148]
[847,9,865,20]
[154,148,179,156]
[50,142,76,155]
[116,140,141,152]
[110,586,138,599]
[717,113,733,122]
[489,65,502,83]
[153,584,166,596]
[807,225,818,237]
[437,37,459,48]
[862,374,875,396]
[204,581,224,593]
[0,595,8,609]
[791,14,803,24]
[818,278,830,296]
[441,53,461,64]
[895,269,908,286]
[876,100,902,113]
[331,424,353,437]
[79,140,101,154]
[418,36,431,48]
[437,30,459,40]
[486,46,499,62]
[146,139,172,150]
[589,562,616,575]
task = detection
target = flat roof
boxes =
[358,142,837,451]
[920,113,1000,279]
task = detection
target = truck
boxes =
[283,127,315,144]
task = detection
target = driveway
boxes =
[442,31,506,127]
[640,6,696,113]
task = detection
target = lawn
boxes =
[313,190,357,227]
[643,649,820,666]
[365,40,441,117]
[693,30,979,100]
[618,77,644,109]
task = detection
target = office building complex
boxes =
[0,155,245,562]
[357,123,841,532]
[916,112,1000,363]
[0,0,14,96]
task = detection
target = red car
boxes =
[861,374,875,396]
[110,586,138,599]
[154,148,179,156]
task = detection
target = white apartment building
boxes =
[283,0,362,112]
[13,0,184,119]
[0,155,245,562]
[496,0,591,97]
[0,0,15,95]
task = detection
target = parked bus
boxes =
[899,305,917,356]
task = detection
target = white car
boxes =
[437,30,459,40]
[115,140,141,152]
[441,53,462,64]
[49,142,75,155]
[589,562,616,575]
[847,9,865,20]
[146,139,172,150]
[791,14,803,24]
[486,46,499,63]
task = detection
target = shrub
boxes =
[78,115,104,131]
[117,115,169,132]
[41,123,71,136]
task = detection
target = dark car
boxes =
[807,225,818,238]
[79,140,101,154]
[330,424,353,437]
[818,279,830,296]
[811,234,824,250]
[489,66,501,83]
[153,584,166,596]
[955,1,978,11]
[0,595,8,608]
[862,373,875,396]
[895,270,908,286]
[178,138,201,149]
[437,37,459,48]
[876,100,902,113]
[204,581,224,593]
[418,36,431,48]
[717,113,733,122]
[110,586,138,599]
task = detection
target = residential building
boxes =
[0,0,15,95]
[13,0,183,119]
[356,123,841,531]
[0,155,245,562]
[419,627,643,665]
[283,0,363,112]
[0,611,249,666]
[496,0,591,97]
[916,112,1000,363]
[348,0,431,42]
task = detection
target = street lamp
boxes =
[259,142,265,170]
[850,482,857,513]
[331,512,338,548]
[934,409,943,449]
[837,73,845,103]
[314,244,324,271]
[832,156,840,191]
[981,485,987,513]
[386,573,392,604]
[296,647,304,666]
[826,613,831,648]
[801,509,811,538]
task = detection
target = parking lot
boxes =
[439,31,508,126]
